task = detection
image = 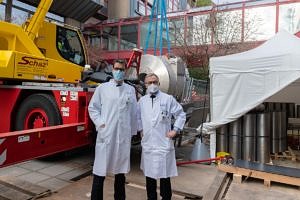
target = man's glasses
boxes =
[145,81,159,85]
[113,68,125,71]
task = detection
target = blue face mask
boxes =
[112,70,125,81]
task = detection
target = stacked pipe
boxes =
[297,105,300,118]
[216,125,228,153]
[256,112,271,163]
[228,119,242,159]
[271,112,280,153]
[216,102,291,164]
[242,114,256,161]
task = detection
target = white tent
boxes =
[201,31,300,158]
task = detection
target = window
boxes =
[57,26,85,66]
[187,14,211,45]
[103,26,118,51]
[244,6,276,41]
[0,4,4,21]
[120,24,138,50]
[140,20,169,50]
[168,17,184,46]
[214,10,242,44]
[11,7,28,25]
[279,3,300,34]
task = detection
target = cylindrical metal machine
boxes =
[216,125,228,152]
[271,112,280,153]
[278,112,287,152]
[242,114,256,161]
[256,112,271,163]
[229,118,242,160]
[137,54,187,100]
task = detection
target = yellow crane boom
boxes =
[24,0,53,41]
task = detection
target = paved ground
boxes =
[0,148,94,191]
[1,143,300,199]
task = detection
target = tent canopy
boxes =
[204,30,300,131]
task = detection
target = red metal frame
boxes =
[126,49,142,74]
[0,88,21,132]
[84,0,300,62]
[176,156,225,166]
[0,123,91,168]
[0,86,94,168]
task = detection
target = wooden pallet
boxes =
[271,147,297,161]
[218,163,300,188]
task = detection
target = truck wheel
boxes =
[15,94,62,130]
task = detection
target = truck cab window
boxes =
[57,27,85,66]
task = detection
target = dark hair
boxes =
[114,59,126,65]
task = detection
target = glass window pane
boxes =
[279,3,300,34]
[57,27,85,66]
[0,4,4,20]
[11,8,28,25]
[215,10,242,44]
[168,17,184,46]
[186,14,211,45]
[103,26,118,51]
[140,20,169,50]
[120,24,138,50]
[244,6,276,41]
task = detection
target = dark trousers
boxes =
[91,173,126,200]
[146,176,172,200]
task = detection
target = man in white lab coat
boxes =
[137,73,186,200]
[88,59,137,200]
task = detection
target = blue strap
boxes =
[159,0,164,55]
[144,0,171,56]
[162,0,171,53]
[144,0,156,54]
[154,1,159,55]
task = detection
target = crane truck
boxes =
[0,0,142,168]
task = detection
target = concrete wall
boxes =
[108,0,131,20]
[65,18,81,28]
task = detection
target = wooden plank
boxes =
[234,160,300,178]
[202,171,228,200]
[219,164,300,187]
[282,152,287,157]
[264,180,271,187]
[233,174,242,184]
[288,147,297,161]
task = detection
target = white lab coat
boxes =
[137,91,186,179]
[88,80,137,176]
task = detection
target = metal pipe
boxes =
[177,157,223,166]
[271,112,280,153]
[216,125,228,152]
[229,118,242,159]
[266,102,274,112]
[274,103,281,112]
[256,113,270,163]
[242,114,256,161]
[288,103,295,118]
[278,112,287,152]
[297,105,300,118]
